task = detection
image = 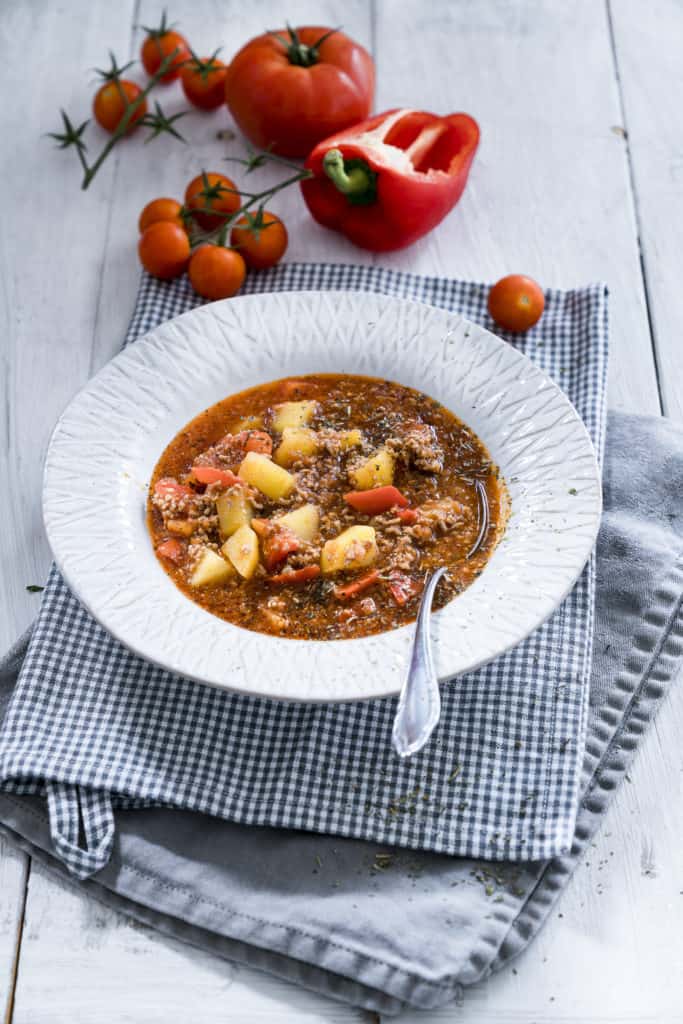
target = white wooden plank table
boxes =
[1,1,682,1020]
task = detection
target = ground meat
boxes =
[408,498,463,544]
[386,421,444,473]
[386,533,421,571]
[286,541,322,569]
[193,432,247,470]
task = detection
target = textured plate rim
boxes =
[42,291,602,703]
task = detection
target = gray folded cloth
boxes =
[1,409,681,1015]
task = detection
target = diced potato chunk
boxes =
[340,428,363,450]
[272,400,318,432]
[349,448,395,490]
[277,504,320,542]
[238,451,295,500]
[274,427,319,467]
[321,525,378,574]
[216,488,252,538]
[222,524,260,579]
[190,548,235,587]
[232,413,263,432]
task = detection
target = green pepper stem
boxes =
[323,149,372,196]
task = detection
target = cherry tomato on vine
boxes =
[139,221,191,279]
[488,274,545,333]
[140,15,191,82]
[138,197,185,233]
[188,246,247,300]
[93,80,147,133]
[181,53,228,110]
[230,211,288,270]
[184,172,241,231]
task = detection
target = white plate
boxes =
[43,291,601,702]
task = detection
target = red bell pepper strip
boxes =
[301,108,479,251]
[334,569,380,601]
[191,465,242,487]
[387,571,423,606]
[156,538,185,564]
[344,485,409,515]
[268,565,321,586]
[395,507,418,524]
[154,477,193,500]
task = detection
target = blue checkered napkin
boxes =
[0,265,608,879]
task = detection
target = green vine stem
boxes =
[49,47,189,190]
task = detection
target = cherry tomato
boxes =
[138,197,185,234]
[138,222,191,279]
[225,26,374,157]
[93,80,147,133]
[230,212,288,270]
[181,54,228,110]
[188,246,246,300]
[141,29,190,82]
[184,172,241,231]
[488,275,545,333]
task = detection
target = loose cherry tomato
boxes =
[188,246,247,300]
[181,53,227,110]
[138,197,185,233]
[488,275,545,333]
[184,172,241,231]
[140,16,190,82]
[225,25,374,157]
[93,80,147,133]
[230,212,288,270]
[138,222,191,279]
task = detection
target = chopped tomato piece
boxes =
[154,477,193,500]
[245,430,273,455]
[334,570,380,601]
[387,571,423,606]
[344,486,409,515]
[259,524,301,570]
[156,538,185,564]
[191,465,241,487]
[396,507,418,524]
[267,565,321,586]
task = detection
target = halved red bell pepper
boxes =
[344,485,409,515]
[301,108,479,251]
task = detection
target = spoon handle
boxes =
[391,567,447,758]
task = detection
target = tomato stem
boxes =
[186,163,313,246]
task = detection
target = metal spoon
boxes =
[391,567,447,758]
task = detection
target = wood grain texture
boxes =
[2,0,682,1021]
[11,862,373,1024]
[373,0,660,417]
[609,0,683,422]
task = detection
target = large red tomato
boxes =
[224,25,374,158]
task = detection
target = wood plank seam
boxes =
[87,0,142,379]
[605,0,664,413]
[3,861,30,1024]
